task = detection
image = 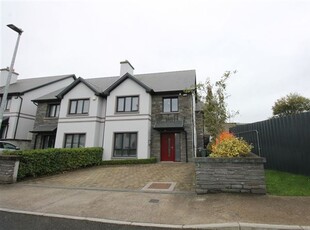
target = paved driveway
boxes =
[20,163,195,192]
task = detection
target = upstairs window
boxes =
[47,104,60,117]
[69,99,89,115]
[116,96,139,112]
[163,97,178,113]
[0,97,12,110]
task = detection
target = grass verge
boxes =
[265,170,310,196]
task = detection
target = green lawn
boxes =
[265,170,310,196]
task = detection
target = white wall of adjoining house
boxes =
[22,77,75,116]
[3,77,75,140]
[103,78,152,160]
[103,118,151,160]
[55,82,106,148]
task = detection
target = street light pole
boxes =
[0,24,23,135]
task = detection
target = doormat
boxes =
[142,182,176,192]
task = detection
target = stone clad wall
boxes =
[0,155,20,184]
[30,102,59,149]
[150,94,194,162]
[195,154,266,194]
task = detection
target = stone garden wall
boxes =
[195,153,266,194]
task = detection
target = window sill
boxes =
[160,112,179,114]
[115,111,139,115]
[44,117,59,120]
[67,114,89,117]
[112,156,137,159]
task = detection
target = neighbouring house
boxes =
[31,61,203,162]
[0,68,76,149]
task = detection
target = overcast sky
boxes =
[1,0,310,123]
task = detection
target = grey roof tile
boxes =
[33,88,65,101]
[36,70,196,101]
[84,69,196,94]
[0,74,76,95]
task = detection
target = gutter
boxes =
[13,95,23,139]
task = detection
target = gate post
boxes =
[0,155,20,183]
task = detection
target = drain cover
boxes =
[142,182,176,192]
[149,199,160,203]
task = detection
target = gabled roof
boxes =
[49,69,196,100]
[103,73,153,96]
[136,70,196,93]
[57,77,102,99]
[0,74,76,95]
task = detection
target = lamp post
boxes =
[0,24,23,134]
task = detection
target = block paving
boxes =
[20,163,195,192]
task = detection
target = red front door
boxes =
[161,133,175,161]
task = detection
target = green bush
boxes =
[101,157,157,165]
[8,147,103,180]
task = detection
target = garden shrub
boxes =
[8,147,103,180]
[209,132,252,157]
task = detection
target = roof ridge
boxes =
[135,69,196,76]
[17,74,75,81]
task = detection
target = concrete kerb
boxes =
[0,208,309,230]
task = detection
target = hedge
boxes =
[7,147,103,180]
[101,157,157,165]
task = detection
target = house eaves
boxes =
[102,73,153,96]
[57,77,102,99]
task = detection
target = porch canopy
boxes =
[30,124,57,133]
[153,120,184,130]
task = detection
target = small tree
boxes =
[195,71,237,139]
[272,93,310,117]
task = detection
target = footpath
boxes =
[0,184,310,229]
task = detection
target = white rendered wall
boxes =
[103,119,151,160]
[55,83,106,148]
[103,78,152,160]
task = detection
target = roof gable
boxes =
[57,77,101,99]
[102,73,153,96]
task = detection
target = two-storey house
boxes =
[0,68,76,149]
[31,61,202,162]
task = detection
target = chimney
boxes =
[120,60,134,77]
[0,67,19,87]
